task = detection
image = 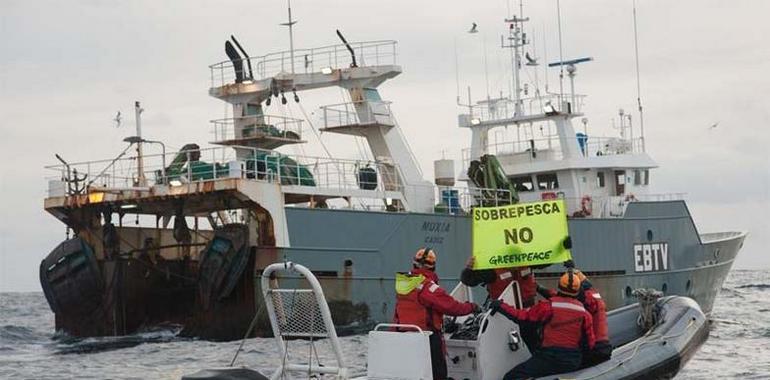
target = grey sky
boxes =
[1,0,768,291]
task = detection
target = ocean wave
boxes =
[0,325,46,344]
[52,324,184,355]
[735,284,770,290]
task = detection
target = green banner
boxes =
[472,200,572,270]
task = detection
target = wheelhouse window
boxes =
[537,173,559,190]
[643,169,650,185]
[597,172,605,188]
[634,170,642,185]
[512,175,534,192]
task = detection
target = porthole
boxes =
[344,259,353,267]
[661,283,668,293]
[625,286,633,298]
[647,230,653,241]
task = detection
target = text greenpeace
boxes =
[472,200,572,270]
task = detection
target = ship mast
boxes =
[503,0,529,116]
[280,0,298,73]
[633,0,646,152]
[134,101,146,186]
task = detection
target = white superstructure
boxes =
[458,5,661,218]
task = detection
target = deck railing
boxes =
[211,114,304,143]
[320,101,394,129]
[461,135,646,169]
[209,40,398,87]
[459,93,586,127]
[44,146,404,198]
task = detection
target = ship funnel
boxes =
[434,159,455,187]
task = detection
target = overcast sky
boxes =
[1,0,768,291]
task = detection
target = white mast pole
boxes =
[633,0,645,152]
[283,0,297,74]
[483,36,490,101]
[454,37,461,104]
[134,101,146,186]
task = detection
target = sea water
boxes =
[1,270,768,379]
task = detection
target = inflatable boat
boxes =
[183,262,709,380]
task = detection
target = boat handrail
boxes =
[209,40,398,87]
[373,323,426,333]
[260,261,348,378]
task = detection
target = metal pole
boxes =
[633,0,646,152]
[556,0,565,110]
[134,101,146,186]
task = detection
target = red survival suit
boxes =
[581,288,611,366]
[496,296,595,379]
[537,283,611,366]
[393,268,476,380]
[460,266,537,306]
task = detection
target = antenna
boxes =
[556,0,565,108]
[454,37,461,104]
[483,36,490,101]
[134,101,146,186]
[279,0,298,73]
[502,1,530,116]
[633,0,646,151]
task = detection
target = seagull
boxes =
[525,52,538,66]
[708,122,719,131]
[113,111,122,128]
[468,22,478,33]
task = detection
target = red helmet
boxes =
[413,247,437,269]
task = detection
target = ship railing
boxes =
[633,193,686,202]
[240,148,404,195]
[458,93,586,127]
[582,136,645,157]
[460,135,646,168]
[320,101,395,129]
[45,146,238,195]
[210,114,304,143]
[45,145,405,199]
[429,185,515,214]
[558,192,687,219]
[209,40,398,87]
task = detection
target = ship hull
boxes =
[43,200,745,339]
[277,200,744,327]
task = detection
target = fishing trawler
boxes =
[39,3,745,340]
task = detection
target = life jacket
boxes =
[487,267,536,305]
[393,272,443,332]
[541,296,589,350]
[585,289,609,343]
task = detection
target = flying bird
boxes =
[468,22,478,34]
[525,52,538,66]
[708,122,719,131]
[113,111,122,128]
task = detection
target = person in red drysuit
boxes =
[393,247,480,380]
[492,270,595,380]
[537,267,612,367]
